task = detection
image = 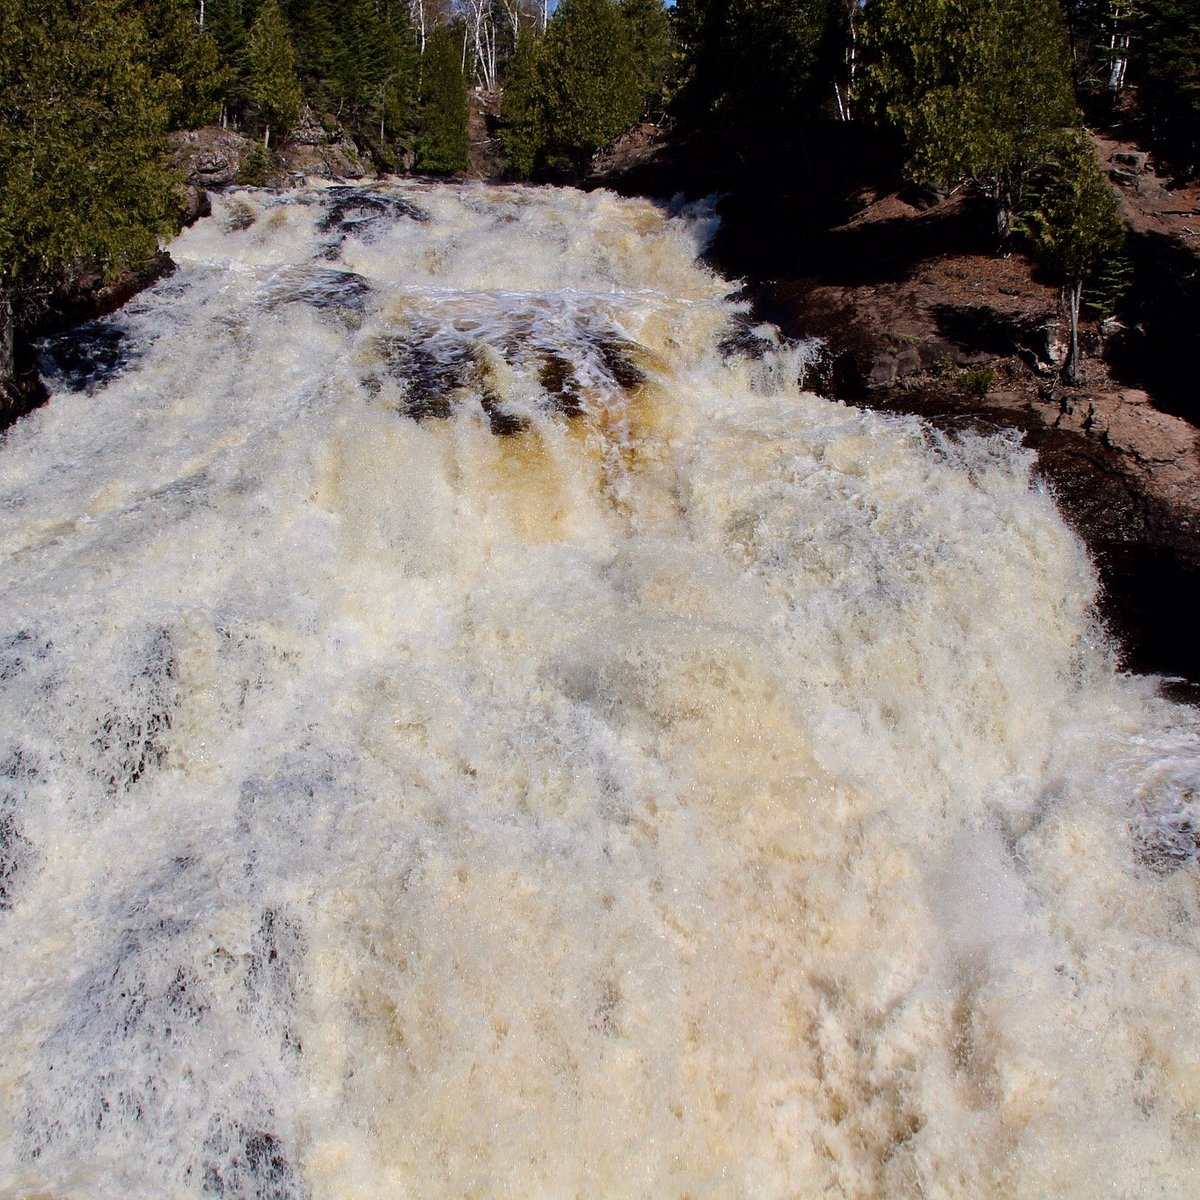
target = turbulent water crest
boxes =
[2,181,1199,1198]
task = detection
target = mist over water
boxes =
[2,181,1199,1198]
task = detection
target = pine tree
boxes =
[499,32,547,175]
[140,0,226,129]
[207,0,254,125]
[861,0,1079,241]
[0,0,174,401]
[1016,132,1125,384]
[1135,0,1200,173]
[281,0,339,98]
[415,25,469,174]
[249,0,303,145]
[619,0,673,121]
[537,0,644,170]
[672,0,843,154]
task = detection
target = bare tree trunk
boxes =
[411,0,428,53]
[1065,279,1083,386]
[0,287,14,393]
[1107,4,1131,97]
[838,0,858,122]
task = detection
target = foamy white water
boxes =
[2,181,1198,1198]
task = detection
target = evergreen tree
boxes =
[499,32,546,175]
[672,0,844,155]
[0,0,174,400]
[207,0,254,125]
[249,0,303,144]
[140,0,226,129]
[325,0,419,157]
[416,25,470,173]
[282,0,339,97]
[1016,132,1125,384]
[1134,0,1200,173]
[619,0,673,121]
[499,0,671,176]
[861,0,1079,241]
[537,0,645,169]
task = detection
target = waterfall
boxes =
[1,181,1198,1197]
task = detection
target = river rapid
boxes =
[2,181,1199,1198]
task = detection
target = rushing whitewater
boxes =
[1,182,1198,1198]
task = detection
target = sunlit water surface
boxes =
[2,182,1199,1198]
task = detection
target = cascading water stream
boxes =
[1,181,1198,1198]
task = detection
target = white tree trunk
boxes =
[1065,280,1083,386]
[411,0,428,53]
[0,287,14,391]
[1108,34,1129,95]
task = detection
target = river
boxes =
[1,181,1198,1197]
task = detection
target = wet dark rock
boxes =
[317,187,429,250]
[225,199,258,232]
[373,332,464,420]
[38,320,138,393]
[371,313,646,434]
[262,267,372,313]
[480,394,530,436]
[718,313,777,360]
[177,184,212,229]
[538,352,584,415]
[592,334,645,390]
[44,249,176,329]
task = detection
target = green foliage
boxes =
[1017,133,1124,285]
[249,0,303,144]
[1134,0,1200,172]
[236,140,276,184]
[500,0,673,176]
[142,0,226,130]
[960,364,996,395]
[0,0,175,293]
[672,0,844,151]
[416,25,469,175]
[538,0,645,168]
[1015,131,1124,380]
[619,0,674,120]
[327,0,419,163]
[207,0,254,122]
[861,0,1078,237]
[499,35,547,177]
[281,0,339,92]
[1083,246,1133,316]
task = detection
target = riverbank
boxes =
[592,121,1200,694]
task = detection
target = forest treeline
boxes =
[2,0,1200,402]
